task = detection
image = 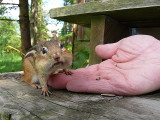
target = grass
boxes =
[0,52,22,73]
[0,48,89,73]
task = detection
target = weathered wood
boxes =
[89,16,105,65]
[89,16,129,65]
[1,72,160,119]
[50,0,160,27]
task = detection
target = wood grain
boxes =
[50,0,160,27]
[89,16,129,65]
[89,15,105,65]
[1,72,160,119]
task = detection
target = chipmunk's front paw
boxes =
[65,70,72,75]
[31,83,42,89]
[63,69,72,75]
[41,88,52,96]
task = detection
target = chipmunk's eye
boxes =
[59,43,63,49]
[42,47,47,54]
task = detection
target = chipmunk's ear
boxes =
[53,34,58,40]
[53,32,58,40]
[38,39,45,45]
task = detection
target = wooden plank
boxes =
[1,72,160,119]
[89,16,129,65]
[50,0,160,27]
[89,16,105,65]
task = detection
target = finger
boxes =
[65,60,117,94]
[48,65,99,89]
[111,35,158,63]
[95,42,119,59]
[66,79,115,94]
[48,73,71,89]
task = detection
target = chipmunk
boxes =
[22,39,72,96]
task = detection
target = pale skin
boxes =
[48,35,160,96]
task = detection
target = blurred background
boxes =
[0,0,91,73]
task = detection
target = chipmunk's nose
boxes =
[54,56,60,62]
[54,52,60,62]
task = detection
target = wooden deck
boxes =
[1,72,160,120]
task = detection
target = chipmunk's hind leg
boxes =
[22,57,41,89]
[23,70,41,89]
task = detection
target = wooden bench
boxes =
[50,0,160,65]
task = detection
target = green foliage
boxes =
[29,0,50,44]
[73,49,89,69]
[0,5,18,18]
[0,20,21,54]
[6,45,25,56]
[58,32,72,46]
[0,52,22,73]
[0,5,22,73]
[59,0,90,69]
[63,0,77,5]
[66,44,72,51]
[37,1,49,40]
[0,6,8,15]
[0,5,21,53]
[60,0,75,45]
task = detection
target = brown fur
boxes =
[22,39,72,96]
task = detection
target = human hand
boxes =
[48,35,160,95]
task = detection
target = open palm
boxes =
[48,35,160,95]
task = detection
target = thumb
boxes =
[95,42,119,59]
